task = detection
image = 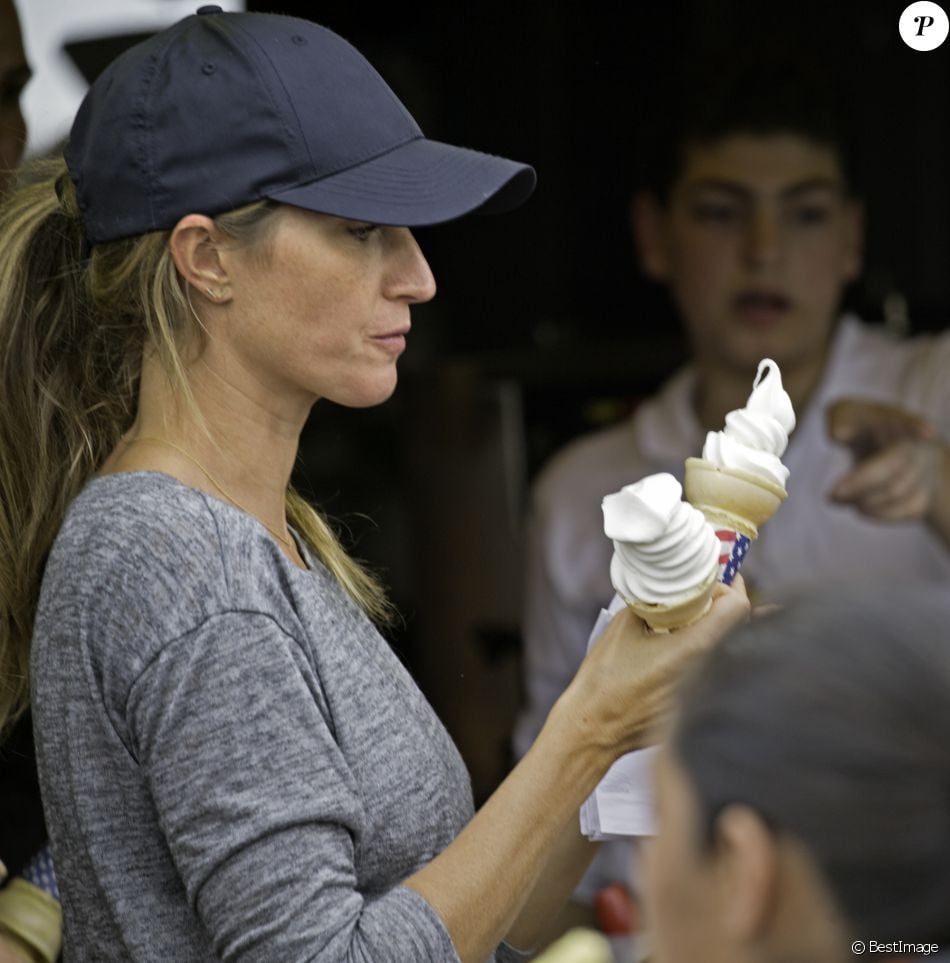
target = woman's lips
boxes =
[734,291,791,327]
[371,326,410,354]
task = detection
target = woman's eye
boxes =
[349,223,380,241]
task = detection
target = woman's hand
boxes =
[560,577,751,758]
[404,576,748,963]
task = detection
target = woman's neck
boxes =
[102,352,310,566]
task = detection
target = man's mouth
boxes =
[734,291,792,325]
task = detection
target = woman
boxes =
[0,9,749,962]
[646,583,950,962]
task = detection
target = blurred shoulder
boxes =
[838,314,950,371]
[531,365,697,516]
[532,417,638,516]
[833,315,950,422]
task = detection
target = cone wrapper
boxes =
[684,457,787,585]
[714,528,751,585]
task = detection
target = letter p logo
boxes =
[900,2,949,49]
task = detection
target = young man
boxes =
[514,55,950,929]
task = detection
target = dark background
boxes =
[250,0,950,348]
[69,1,950,798]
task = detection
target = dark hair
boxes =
[671,583,950,944]
[639,50,859,203]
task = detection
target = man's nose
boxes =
[743,210,782,269]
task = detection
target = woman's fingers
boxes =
[578,576,750,754]
[690,574,751,647]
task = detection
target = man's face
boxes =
[637,134,862,377]
[642,748,733,963]
[0,0,28,185]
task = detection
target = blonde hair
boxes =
[0,157,392,738]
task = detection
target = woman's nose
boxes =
[387,228,437,304]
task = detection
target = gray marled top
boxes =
[31,472,524,962]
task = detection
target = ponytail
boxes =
[0,157,110,736]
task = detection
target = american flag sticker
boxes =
[717,529,751,585]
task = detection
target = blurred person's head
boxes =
[644,585,950,963]
[632,53,862,384]
[0,0,28,186]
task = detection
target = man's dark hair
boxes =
[639,51,859,202]
[671,583,950,943]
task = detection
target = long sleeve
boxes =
[127,610,461,962]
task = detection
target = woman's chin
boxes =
[330,375,400,409]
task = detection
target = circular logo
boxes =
[899,1,949,50]
[851,941,866,955]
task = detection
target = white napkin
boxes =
[579,593,658,840]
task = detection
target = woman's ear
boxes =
[712,804,779,941]
[630,191,672,281]
[168,214,233,304]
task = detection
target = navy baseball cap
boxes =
[65,6,536,246]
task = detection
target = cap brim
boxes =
[268,137,536,227]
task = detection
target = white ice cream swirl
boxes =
[701,358,796,488]
[603,473,720,605]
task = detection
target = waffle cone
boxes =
[622,568,718,633]
[683,457,786,539]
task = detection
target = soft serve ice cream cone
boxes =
[603,473,720,632]
[684,358,796,581]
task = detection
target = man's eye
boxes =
[790,206,831,225]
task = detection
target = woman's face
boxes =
[218,206,436,412]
